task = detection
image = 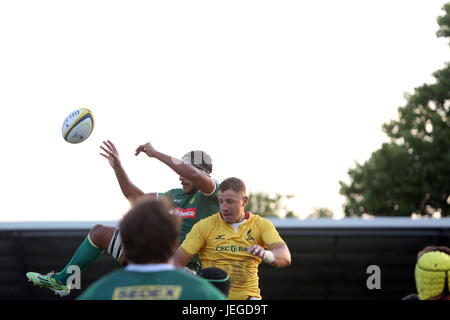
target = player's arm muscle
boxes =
[112,165,144,200]
[173,247,195,268]
[100,140,150,203]
[154,151,215,195]
[269,243,291,268]
[112,167,157,205]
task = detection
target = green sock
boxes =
[54,235,104,285]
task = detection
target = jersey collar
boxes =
[219,211,250,221]
[125,263,175,273]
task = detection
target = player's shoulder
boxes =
[170,268,216,286]
[165,188,184,197]
[169,268,199,280]
[248,212,274,226]
[160,188,187,203]
[95,269,126,286]
[171,270,225,299]
[197,212,221,226]
[77,269,124,299]
[189,213,221,237]
[248,212,262,222]
[92,268,124,283]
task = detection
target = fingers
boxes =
[101,140,114,152]
[248,245,265,258]
[107,140,118,153]
[135,142,156,157]
[100,140,120,158]
[135,145,145,156]
[99,140,151,158]
[100,141,112,154]
[135,143,152,156]
[99,146,115,157]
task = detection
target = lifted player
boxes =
[26,140,219,296]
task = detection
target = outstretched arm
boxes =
[100,140,156,204]
[135,142,216,195]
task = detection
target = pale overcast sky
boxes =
[0,1,448,221]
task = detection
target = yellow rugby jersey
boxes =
[180,212,286,300]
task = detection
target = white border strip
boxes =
[0,221,118,230]
[0,217,449,230]
[267,217,450,228]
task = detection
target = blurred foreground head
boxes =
[120,198,181,264]
[415,250,450,300]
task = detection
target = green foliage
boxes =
[340,4,450,217]
[285,211,297,218]
[307,207,334,219]
[437,3,450,40]
[339,144,423,216]
[245,192,294,217]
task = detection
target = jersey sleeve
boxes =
[180,219,207,256]
[156,189,174,200]
[260,218,286,250]
[200,179,220,199]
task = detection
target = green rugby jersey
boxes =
[158,181,220,272]
[77,264,226,300]
[158,180,220,243]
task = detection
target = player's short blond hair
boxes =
[219,177,246,196]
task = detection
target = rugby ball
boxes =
[62,108,95,144]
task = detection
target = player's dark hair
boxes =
[417,245,450,260]
[119,198,181,264]
[182,150,213,175]
[219,177,246,195]
[197,267,231,297]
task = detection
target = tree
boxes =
[339,4,450,217]
[339,143,423,216]
[307,207,334,219]
[285,210,298,218]
[245,192,294,217]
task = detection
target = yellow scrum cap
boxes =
[415,251,450,300]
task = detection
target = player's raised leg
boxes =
[26,141,137,296]
[26,224,123,296]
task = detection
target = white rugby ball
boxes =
[62,108,95,144]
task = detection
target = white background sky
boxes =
[0,1,448,222]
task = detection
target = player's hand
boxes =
[135,142,157,158]
[100,140,121,169]
[248,245,266,259]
